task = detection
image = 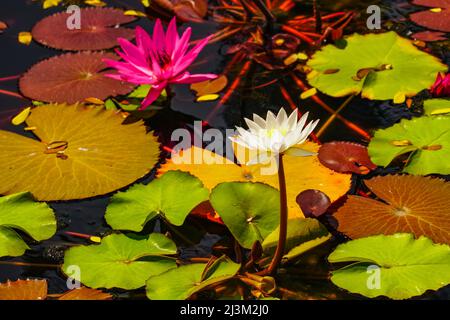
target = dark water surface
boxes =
[0,0,448,299]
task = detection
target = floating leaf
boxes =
[262,218,330,262]
[84,0,107,6]
[32,8,135,50]
[58,287,112,300]
[318,141,376,174]
[296,190,331,218]
[190,75,228,96]
[196,94,220,102]
[123,10,147,17]
[19,52,135,104]
[410,0,450,33]
[146,256,240,300]
[0,104,159,201]
[11,107,31,126]
[106,171,209,231]
[368,116,450,175]
[307,32,447,101]
[18,31,32,45]
[0,279,47,300]
[335,175,450,244]
[0,21,7,33]
[159,143,351,218]
[328,233,450,299]
[62,233,177,290]
[0,192,56,258]
[423,98,450,115]
[300,88,317,100]
[210,182,280,249]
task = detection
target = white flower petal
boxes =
[297,112,309,131]
[276,108,288,127]
[252,113,267,129]
[285,147,317,157]
[287,110,298,131]
[244,118,261,134]
[266,111,277,129]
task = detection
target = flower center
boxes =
[156,51,172,70]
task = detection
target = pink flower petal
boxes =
[140,82,167,109]
[165,17,179,56]
[152,19,165,55]
[173,36,210,72]
[172,72,218,84]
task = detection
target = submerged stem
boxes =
[317,94,355,138]
[261,153,288,276]
[253,0,276,32]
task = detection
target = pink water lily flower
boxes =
[103,17,217,109]
[430,72,450,97]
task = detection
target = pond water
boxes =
[0,0,449,299]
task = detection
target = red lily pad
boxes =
[296,189,331,218]
[318,141,377,174]
[412,31,447,41]
[19,52,135,103]
[410,0,450,32]
[32,7,136,51]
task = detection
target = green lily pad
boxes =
[62,233,177,290]
[262,218,331,263]
[209,182,280,249]
[307,32,447,101]
[105,171,209,231]
[368,116,450,175]
[146,255,241,300]
[127,84,152,99]
[0,192,56,257]
[423,98,450,115]
[328,233,450,299]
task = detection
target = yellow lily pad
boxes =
[158,142,351,218]
[0,103,160,201]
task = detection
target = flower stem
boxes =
[261,153,288,276]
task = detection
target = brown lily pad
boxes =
[335,175,450,244]
[32,7,136,51]
[19,52,135,104]
[318,141,377,174]
[0,279,47,300]
[410,0,450,32]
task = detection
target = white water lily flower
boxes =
[230,109,320,165]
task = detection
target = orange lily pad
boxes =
[0,279,47,300]
[190,75,228,96]
[335,175,450,244]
